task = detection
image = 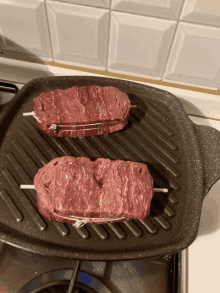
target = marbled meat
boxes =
[34,157,153,225]
[33,85,131,138]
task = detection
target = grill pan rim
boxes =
[0,76,208,260]
[0,222,197,260]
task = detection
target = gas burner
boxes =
[36,281,100,293]
[0,240,179,293]
[17,266,112,293]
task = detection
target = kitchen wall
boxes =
[0,0,220,91]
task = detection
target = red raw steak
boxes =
[34,85,131,138]
[34,157,153,227]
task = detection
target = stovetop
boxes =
[1,58,220,292]
[0,240,179,293]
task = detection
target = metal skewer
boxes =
[153,188,168,193]
[23,105,137,121]
[23,111,40,122]
[20,185,168,193]
[20,184,168,228]
[20,185,36,189]
[23,111,36,117]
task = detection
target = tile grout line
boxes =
[180,19,220,29]
[111,8,177,21]
[53,59,106,71]
[217,67,220,90]
[177,0,186,19]
[102,7,220,30]
[162,77,219,91]
[46,1,177,22]
[47,0,109,10]
[160,21,179,79]
[105,10,112,69]
[44,0,55,61]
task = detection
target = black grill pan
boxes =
[0,76,220,260]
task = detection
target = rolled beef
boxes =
[34,157,153,226]
[33,85,131,138]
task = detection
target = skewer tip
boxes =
[23,111,35,117]
[153,188,168,193]
[20,185,35,189]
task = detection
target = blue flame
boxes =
[78,272,94,286]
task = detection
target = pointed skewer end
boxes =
[23,111,35,117]
[153,188,168,193]
[20,185,35,189]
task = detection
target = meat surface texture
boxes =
[34,157,153,226]
[33,85,131,138]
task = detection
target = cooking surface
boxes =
[0,75,208,260]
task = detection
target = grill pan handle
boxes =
[193,123,220,196]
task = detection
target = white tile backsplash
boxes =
[111,0,185,19]
[163,22,220,90]
[180,0,220,27]
[107,12,176,79]
[46,1,109,70]
[0,0,52,59]
[1,0,220,90]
